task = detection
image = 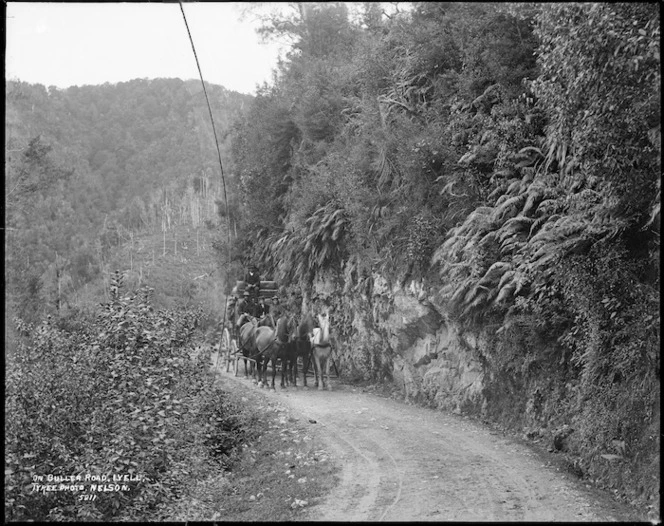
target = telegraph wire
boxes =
[179,1,233,370]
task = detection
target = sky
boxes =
[5,2,287,95]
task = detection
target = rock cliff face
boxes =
[308,271,659,520]
[313,274,489,415]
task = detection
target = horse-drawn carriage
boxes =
[219,279,278,374]
[217,278,338,390]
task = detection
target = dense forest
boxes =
[4,1,660,521]
[230,1,660,519]
[5,78,251,332]
[5,78,252,520]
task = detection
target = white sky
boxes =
[5,2,287,95]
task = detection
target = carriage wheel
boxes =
[230,339,240,376]
[221,328,231,365]
[218,328,230,371]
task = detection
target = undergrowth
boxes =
[477,242,660,519]
[4,271,250,521]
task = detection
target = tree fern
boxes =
[449,280,474,306]
[505,179,523,196]
[463,283,487,306]
[528,215,550,239]
[462,232,483,253]
[500,239,526,257]
[478,261,511,286]
[496,269,516,291]
[497,216,534,243]
[535,198,564,216]
[478,230,498,248]
[520,181,551,215]
[494,280,517,305]
[493,193,528,222]
[494,193,512,208]
[487,182,510,202]
[461,289,490,318]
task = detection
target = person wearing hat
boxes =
[241,290,257,317]
[244,264,261,301]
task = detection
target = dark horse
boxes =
[255,315,292,389]
[237,313,258,380]
[283,313,315,388]
[236,313,274,381]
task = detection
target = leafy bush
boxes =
[4,271,249,521]
[554,244,659,482]
[227,3,659,515]
[485,240,660,510]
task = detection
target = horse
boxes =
[257,313,275,329]
[254,315,292,389]
[230,299,255,344]
[286,312,315,388]
[311,312,333,390]
[237,314,259,380]
[280,315,300,387]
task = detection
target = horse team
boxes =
[234,309,334,391]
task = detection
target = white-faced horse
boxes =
[311,312,333,390]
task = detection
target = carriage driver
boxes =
[244,264,261,300]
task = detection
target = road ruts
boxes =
[212,357,635,522]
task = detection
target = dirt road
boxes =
[214,362,639,522]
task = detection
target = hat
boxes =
[243,291,250,297]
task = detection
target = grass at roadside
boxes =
[158,373,340,521]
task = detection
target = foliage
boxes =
[555,243,659,431]
[435,3,659,329]
[531,3,660,227]
[4,271,250,521]
[6,1,659,516]
[552,243,658,506]
[429,4,660,512]
[227,2,659,513]
[5,135,76,325]
[257,200,349,285]
[5,78,250,326]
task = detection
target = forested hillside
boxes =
[5,78,251,340]
[4,1,660,521]
[229,2,660,517]
[5,77,253,521]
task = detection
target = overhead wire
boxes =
[179,1,233,370]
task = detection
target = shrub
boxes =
[553,243,659,495]
[4,271,247,521]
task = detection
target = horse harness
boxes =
[252,317,286,358]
